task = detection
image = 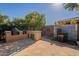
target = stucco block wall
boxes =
[27,31,42,41]
[5,31,28,42]
[4,31,41,42]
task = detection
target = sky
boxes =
[0,3,79,25]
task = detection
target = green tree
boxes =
[12,18,28,30]
[63,3,79,11]
[12,18,25,25]
[25,12,46,30]
[0,14,10,31]
[0,14,9,24]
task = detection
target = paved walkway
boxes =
[12,37,79,56]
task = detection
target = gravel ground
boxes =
[0,39,36,56]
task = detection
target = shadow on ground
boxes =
[42,36,79,50]
[0,39,36,56]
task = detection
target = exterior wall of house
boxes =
[54,17,79,42]
[54,25,77,41]
[41,25,54,37]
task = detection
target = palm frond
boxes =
[63,3,79,11]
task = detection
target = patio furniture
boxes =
[63,33,68,42]
[57,35,64,41]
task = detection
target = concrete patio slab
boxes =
[12,38,79,56]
